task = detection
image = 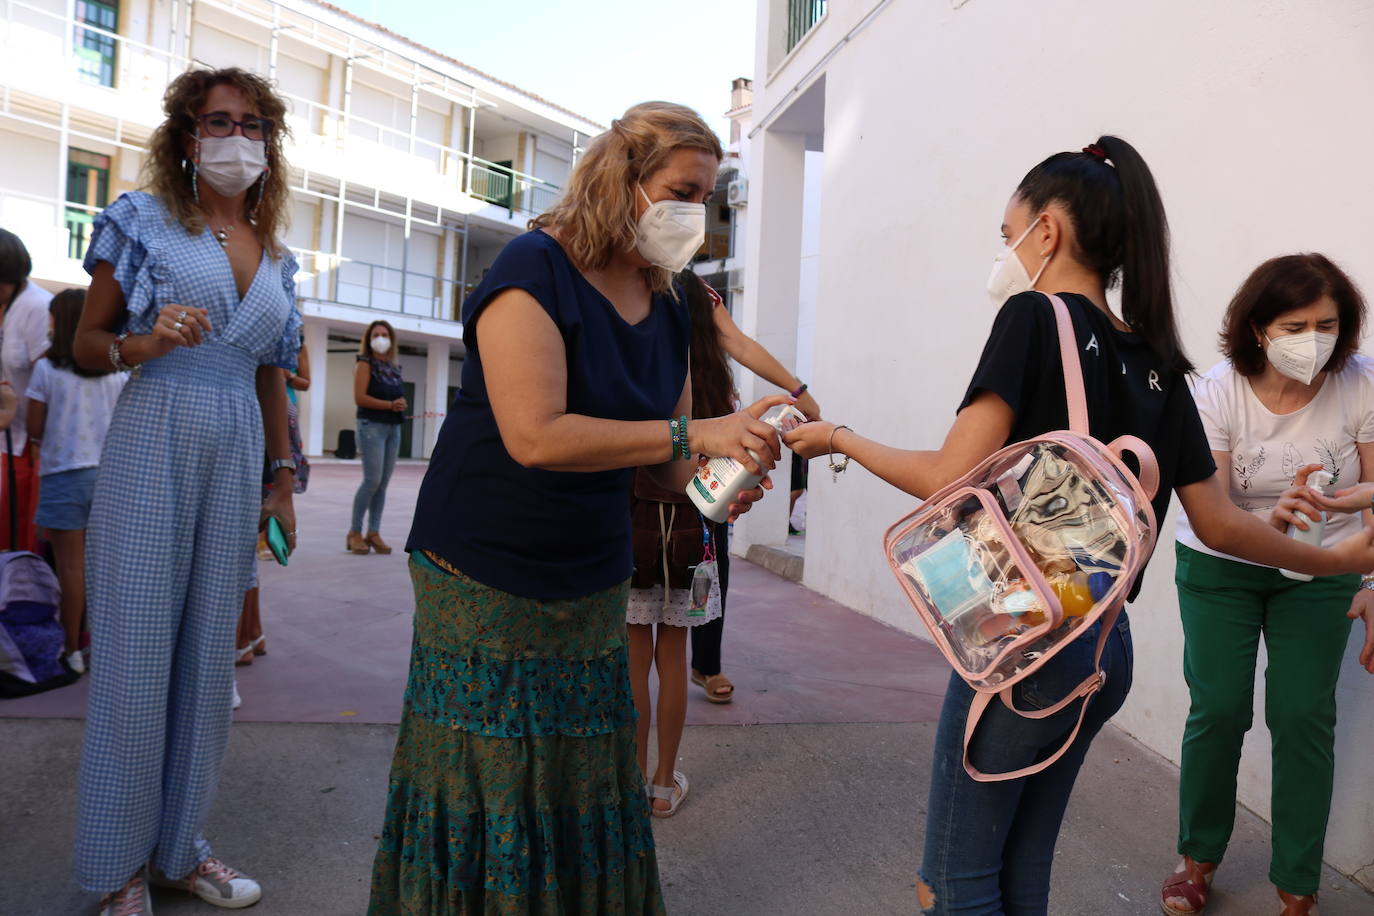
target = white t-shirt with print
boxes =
[1,281,52,454]
[1176,355,1374,564]
[25,358,127,476]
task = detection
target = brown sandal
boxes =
[1278,889,1318,915]
[1161,857,1216,916]
[690,668,734,704]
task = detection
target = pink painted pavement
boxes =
[0,463,949,726]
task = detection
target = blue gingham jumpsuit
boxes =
[74,191,301,891]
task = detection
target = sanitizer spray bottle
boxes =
[1280,468,1334,582]
[687,404,809,523]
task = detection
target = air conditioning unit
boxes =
[726,178,749,208]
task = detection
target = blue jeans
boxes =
[351,419,400,534]
[920,614,1134,915]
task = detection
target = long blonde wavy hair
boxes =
[531,102,722,293]
[142,67,292,257]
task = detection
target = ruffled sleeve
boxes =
[82,192,166,326]
[260,249,302,369]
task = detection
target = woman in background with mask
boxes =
[348,318,405,555]
[368,101,788,914]
[1162,254,1374,916]
[72,68,300,915]
[783,138,1374,915]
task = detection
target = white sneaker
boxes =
[231,680,241,710]
[98,871,153,915]
[151,857,261,909]
[64,650,85,675]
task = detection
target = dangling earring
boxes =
[248,169,268,226]
[186,135,201,207]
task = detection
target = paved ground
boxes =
[3,464,1372,915]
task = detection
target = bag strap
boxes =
[961,601,1123,782]
[1045,294,1089,435]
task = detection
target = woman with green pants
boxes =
[1164,254,1374,916]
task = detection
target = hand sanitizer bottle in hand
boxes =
[1280,469,1334,582]
[687,404,808,523]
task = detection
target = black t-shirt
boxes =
[960,291,1216,599]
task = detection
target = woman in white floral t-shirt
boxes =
[1166,254,1374,916]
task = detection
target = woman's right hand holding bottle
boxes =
[689,394,793,475]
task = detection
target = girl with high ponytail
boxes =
[785,136,1374,912]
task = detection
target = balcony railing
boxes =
[3,0,566,221]
[785,0,827,53]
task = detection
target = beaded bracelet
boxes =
[669,416,691,461]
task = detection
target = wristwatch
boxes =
[269,458,297,475]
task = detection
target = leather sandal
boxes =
[648,771,688,818]
[691,668,734,704]
[1278,889,1318,915]
[365,532,393,554]
[1161,856,1216,915]
[346,531,370,555]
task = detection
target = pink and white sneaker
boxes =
[151,857,261,909]
[98,872,153,916]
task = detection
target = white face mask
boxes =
[370,335,392,355]
[1264,331,1337,385]
[197,135,267,197]
[987,218,1051,305]
[633,184,705,272]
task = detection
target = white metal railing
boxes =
[1,0,567,219]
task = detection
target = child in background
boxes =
[26,288,126,673]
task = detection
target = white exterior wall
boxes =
[753,0,1374,888]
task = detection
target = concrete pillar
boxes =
[423,340,450,457]
[301,319,329,457]
[729,128,806,554]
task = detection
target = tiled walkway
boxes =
[4,463,1373,914]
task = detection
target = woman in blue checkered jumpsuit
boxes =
[72,70,300,913]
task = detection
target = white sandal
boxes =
[648,771,688,818]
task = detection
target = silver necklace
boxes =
[213,223,235,249]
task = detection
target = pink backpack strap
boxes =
[961,603,1122,782]
[1046,294,1089,435]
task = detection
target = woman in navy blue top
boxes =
[368,102,790,915]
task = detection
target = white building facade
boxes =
[0,0,602,458]
[744,0,1374,889]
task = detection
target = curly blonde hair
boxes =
[142,67,292,257]
[530,101,721,293]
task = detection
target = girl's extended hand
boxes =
[1348,588,1374,674]
[1314,481,1374,515]
[150,303,213,353]
[784,420,840,461]
[795,390,822,421]
[690,394,792,476]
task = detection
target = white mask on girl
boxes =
[633,185,705,272]
[370,335,392,355]
[197,135,267,196]
[1264,331,1337,385]
[986,218,1051,305]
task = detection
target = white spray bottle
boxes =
[1280,468,1334,582]
[687,404,809,524]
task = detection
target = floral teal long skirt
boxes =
[367,555,665,916]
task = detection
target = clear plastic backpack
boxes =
[884,294,1159,781]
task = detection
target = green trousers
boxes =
[1174,543,1356,895]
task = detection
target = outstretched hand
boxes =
[1347,589,1374,675]
[1314,480,1374,515]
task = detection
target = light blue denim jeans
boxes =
[351,418,401,534]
